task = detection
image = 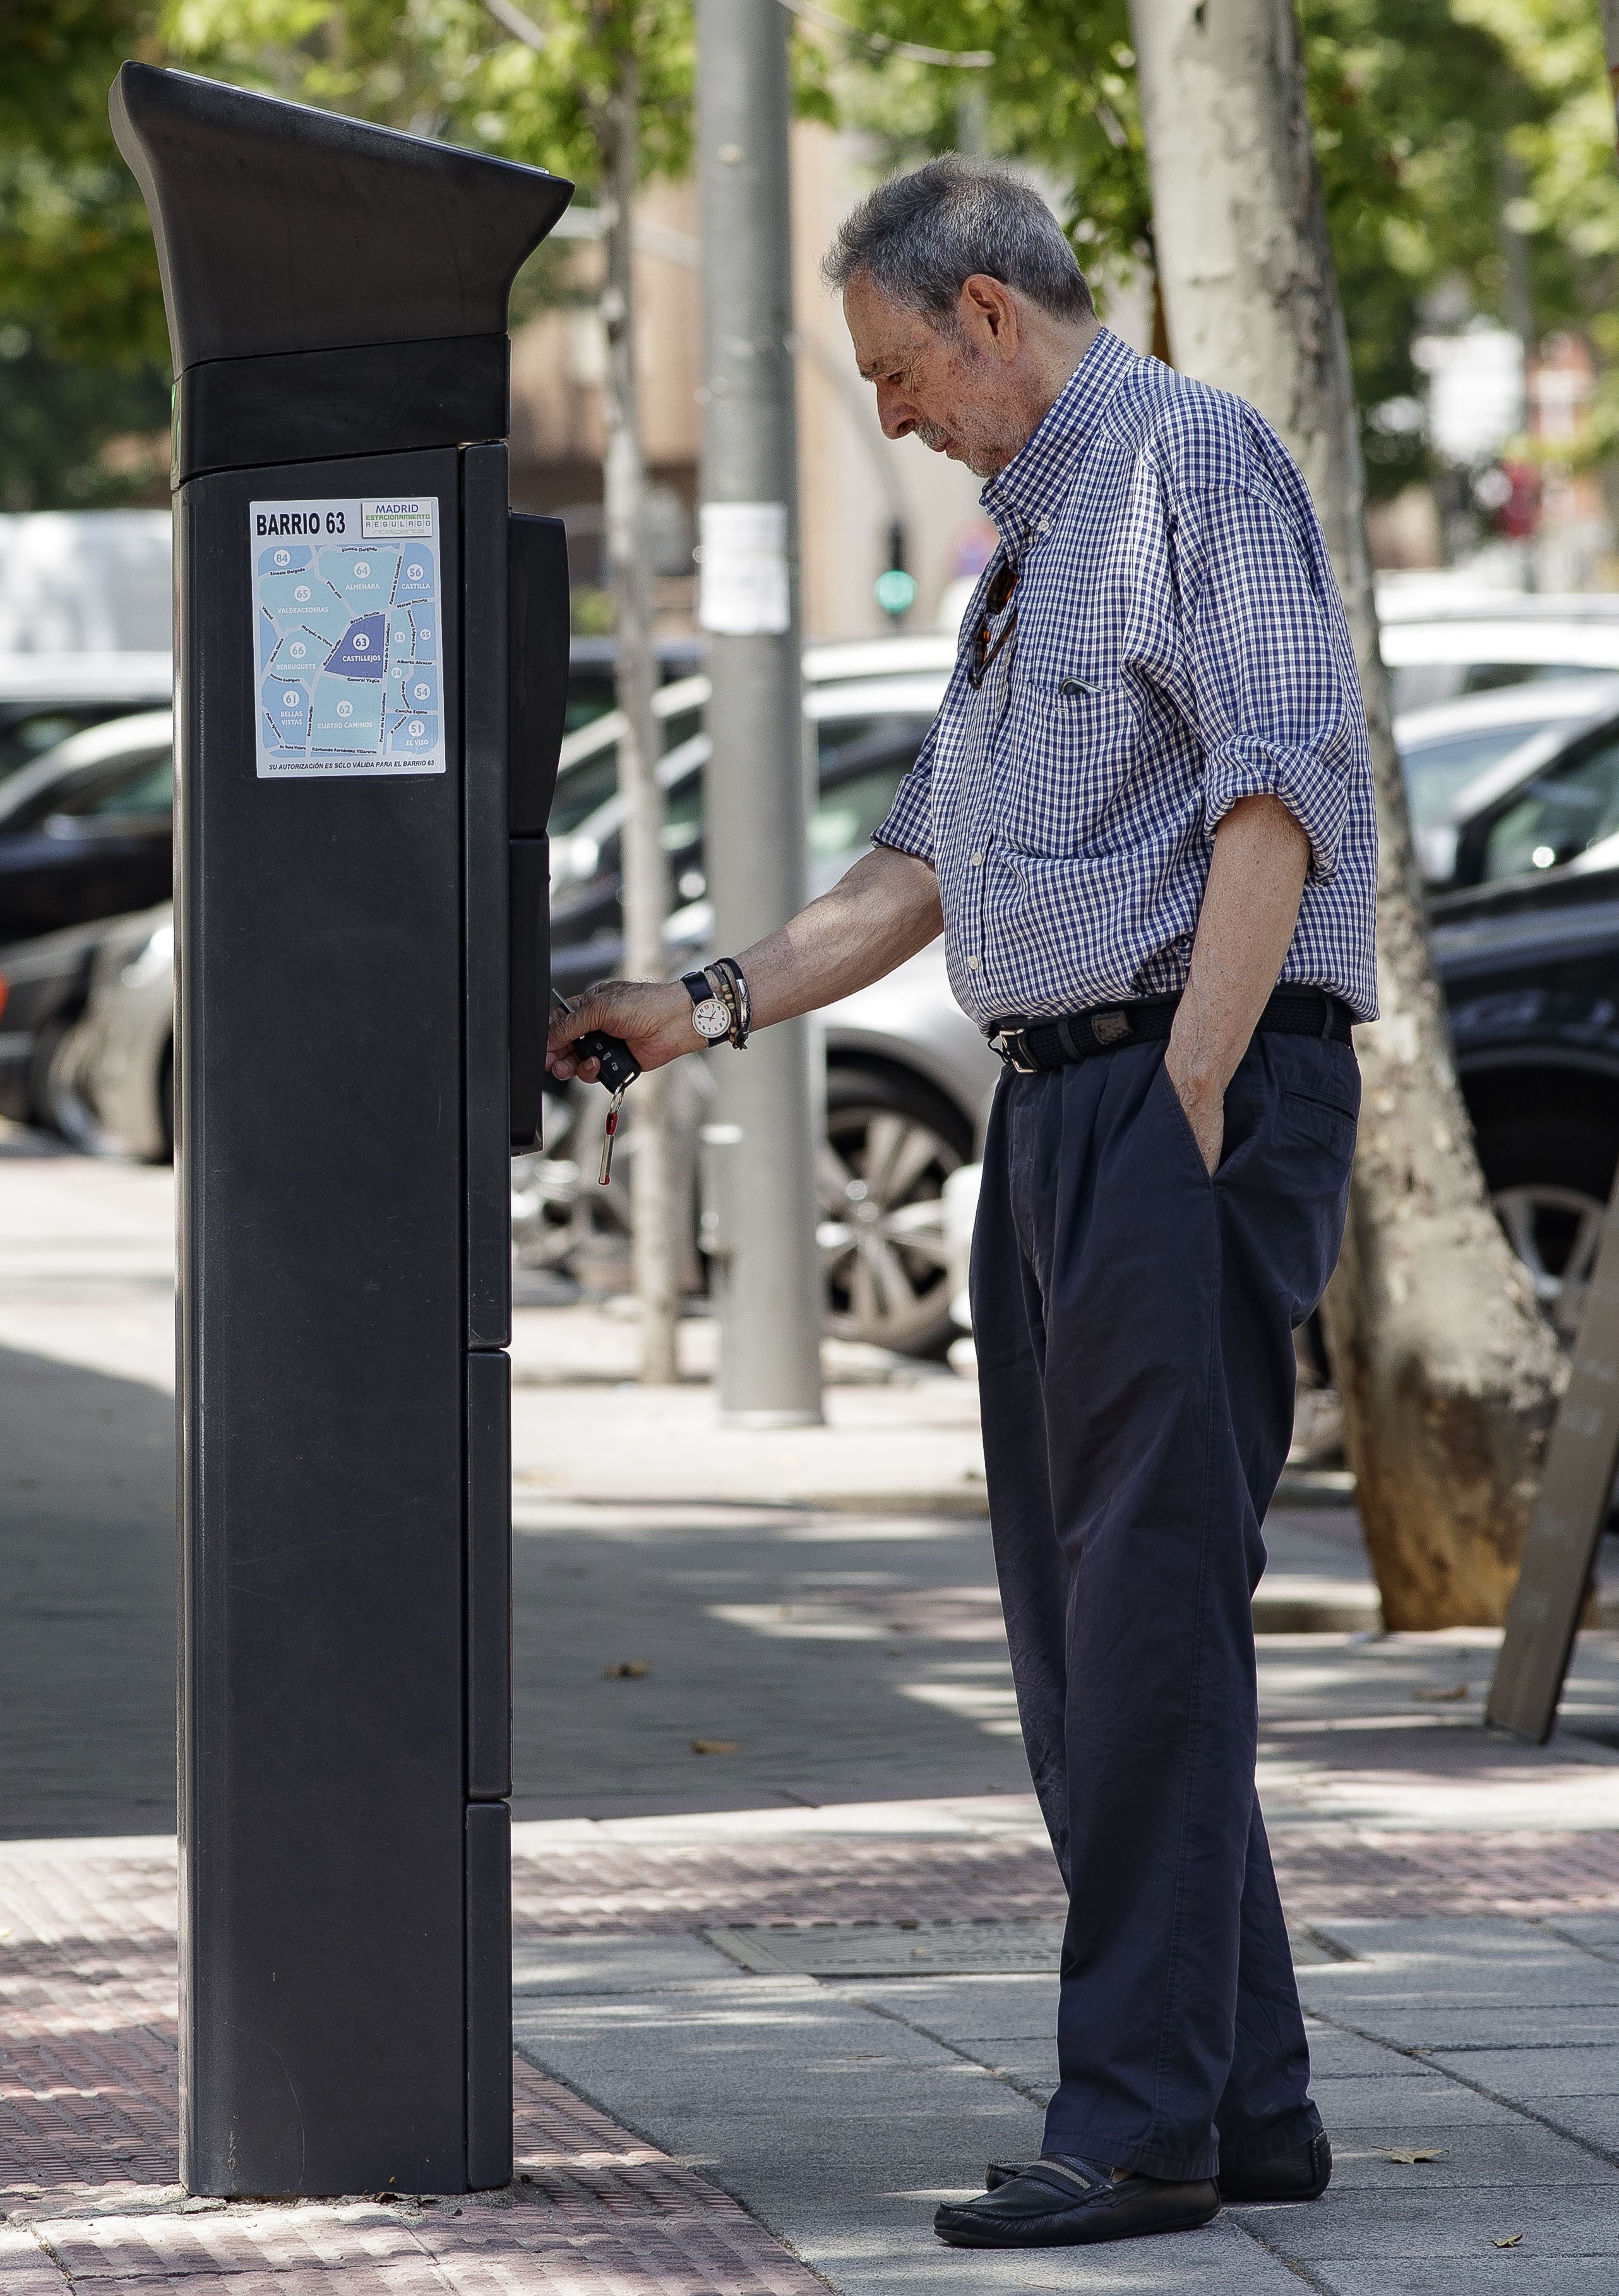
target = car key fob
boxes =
[572,1031,641,1093]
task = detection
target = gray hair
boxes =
[822,156,1094,328]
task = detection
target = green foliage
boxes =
[0,321,170,511]
[833,0,1616,497]
[0,0,693,501]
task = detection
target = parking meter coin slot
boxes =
[508,515,569,835]
[509,837,549,1153]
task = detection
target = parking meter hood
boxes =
[111,63,573,479]
[111,63,573,371]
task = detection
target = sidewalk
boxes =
[4,1134,1619,2290]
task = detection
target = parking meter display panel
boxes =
[177,446,469,2196]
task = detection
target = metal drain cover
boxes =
[704,1920,1066,1976]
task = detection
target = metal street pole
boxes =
[696,0,823,1425]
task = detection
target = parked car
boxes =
[542,644,1000,1353]
[0,913,120,1139]
[1397,678,1619,886]
[1378,590,1619,711]
[0,710,172,943]
[0,651,172,787]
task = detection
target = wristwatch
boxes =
[682,969,732,1043]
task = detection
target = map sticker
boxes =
[249,498,445,779]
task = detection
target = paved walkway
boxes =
[5,1133,1619,2290]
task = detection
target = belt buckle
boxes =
[996,1027,1039,1075]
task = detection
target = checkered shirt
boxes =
[875,326,1379,1026]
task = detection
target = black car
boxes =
[1434,862,1619,1336]
[0,710,174,943]
[0,913,112,1135]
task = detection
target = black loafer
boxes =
[1218,2131,1332,2203]
[936,2156,1219,2248]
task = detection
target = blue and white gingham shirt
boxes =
[875,326,1378,1025]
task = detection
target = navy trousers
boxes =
[971,1027,1358,2181]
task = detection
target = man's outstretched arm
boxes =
[546,842,943,1080]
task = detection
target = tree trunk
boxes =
[599,64,681,1383]
[1128,0,1563,1627]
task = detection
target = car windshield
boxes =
[1482,732,1619,881]
[1400,722,1566,828]
[7,747,173,832]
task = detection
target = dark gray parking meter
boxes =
[110,63,573,2199]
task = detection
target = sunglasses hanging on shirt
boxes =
[967,558,1019,688]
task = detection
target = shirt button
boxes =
[971,850,984,866]
[1037,517,1051,535]
[967,956,981,971]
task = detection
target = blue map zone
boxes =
[258,537,441,762]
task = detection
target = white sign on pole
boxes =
[698,501,791,636]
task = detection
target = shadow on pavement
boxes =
[0,1342,176,1836]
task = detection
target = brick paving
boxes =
[6,1819,1619,2280]
[505,1824,1619,1934]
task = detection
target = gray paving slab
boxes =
[1304,2266,1619,2296]
[1521,2095,1619,2152]
[1423,2045,1619,2097]
[1548,1915,1619,1955]
[1315,2005,1619,2050]
[1302,2026,1438,2078]
[511,1930,740,1994]
[1323,2121,1607,2184]
[1308,2075,1522,2126]
[837,1973,1060,2042]
[1275,2184,1619,2259]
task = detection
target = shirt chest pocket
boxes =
[998,677,1140,856]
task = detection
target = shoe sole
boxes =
[936,2201,1221,2249]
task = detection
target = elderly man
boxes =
[549,157,1375,2251]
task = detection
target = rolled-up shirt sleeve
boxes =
[1178,481,1361,881]
[872,720,938,863]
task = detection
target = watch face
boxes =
[691,995,731,1041]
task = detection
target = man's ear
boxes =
[958,274,1020,364]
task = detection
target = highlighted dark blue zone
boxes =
[326,613,386,678]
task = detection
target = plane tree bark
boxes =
[1128,0,1563,1626]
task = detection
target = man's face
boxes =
[842,272,1034,480]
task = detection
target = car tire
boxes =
[821,1064,972,1358]
[1475,1109,1619,1342]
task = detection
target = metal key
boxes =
[572,1029,641,1187]
[599,1084,628,1185]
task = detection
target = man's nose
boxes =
[875,381,915,441]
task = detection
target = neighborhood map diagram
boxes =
[249,498,445,778]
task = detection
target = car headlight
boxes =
[121,922,174,988]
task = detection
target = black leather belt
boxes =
[991,987,1354,1075]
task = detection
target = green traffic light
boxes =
[875,567,918,616]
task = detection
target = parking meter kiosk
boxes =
[111,62,572,2198]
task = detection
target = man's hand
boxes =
[1164,1058,1226,1175]
[1164,793,1312,1174]
[547,981,695,1080]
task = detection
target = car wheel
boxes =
[821,1065,971,1358]
[1476,1111,1618,1343]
